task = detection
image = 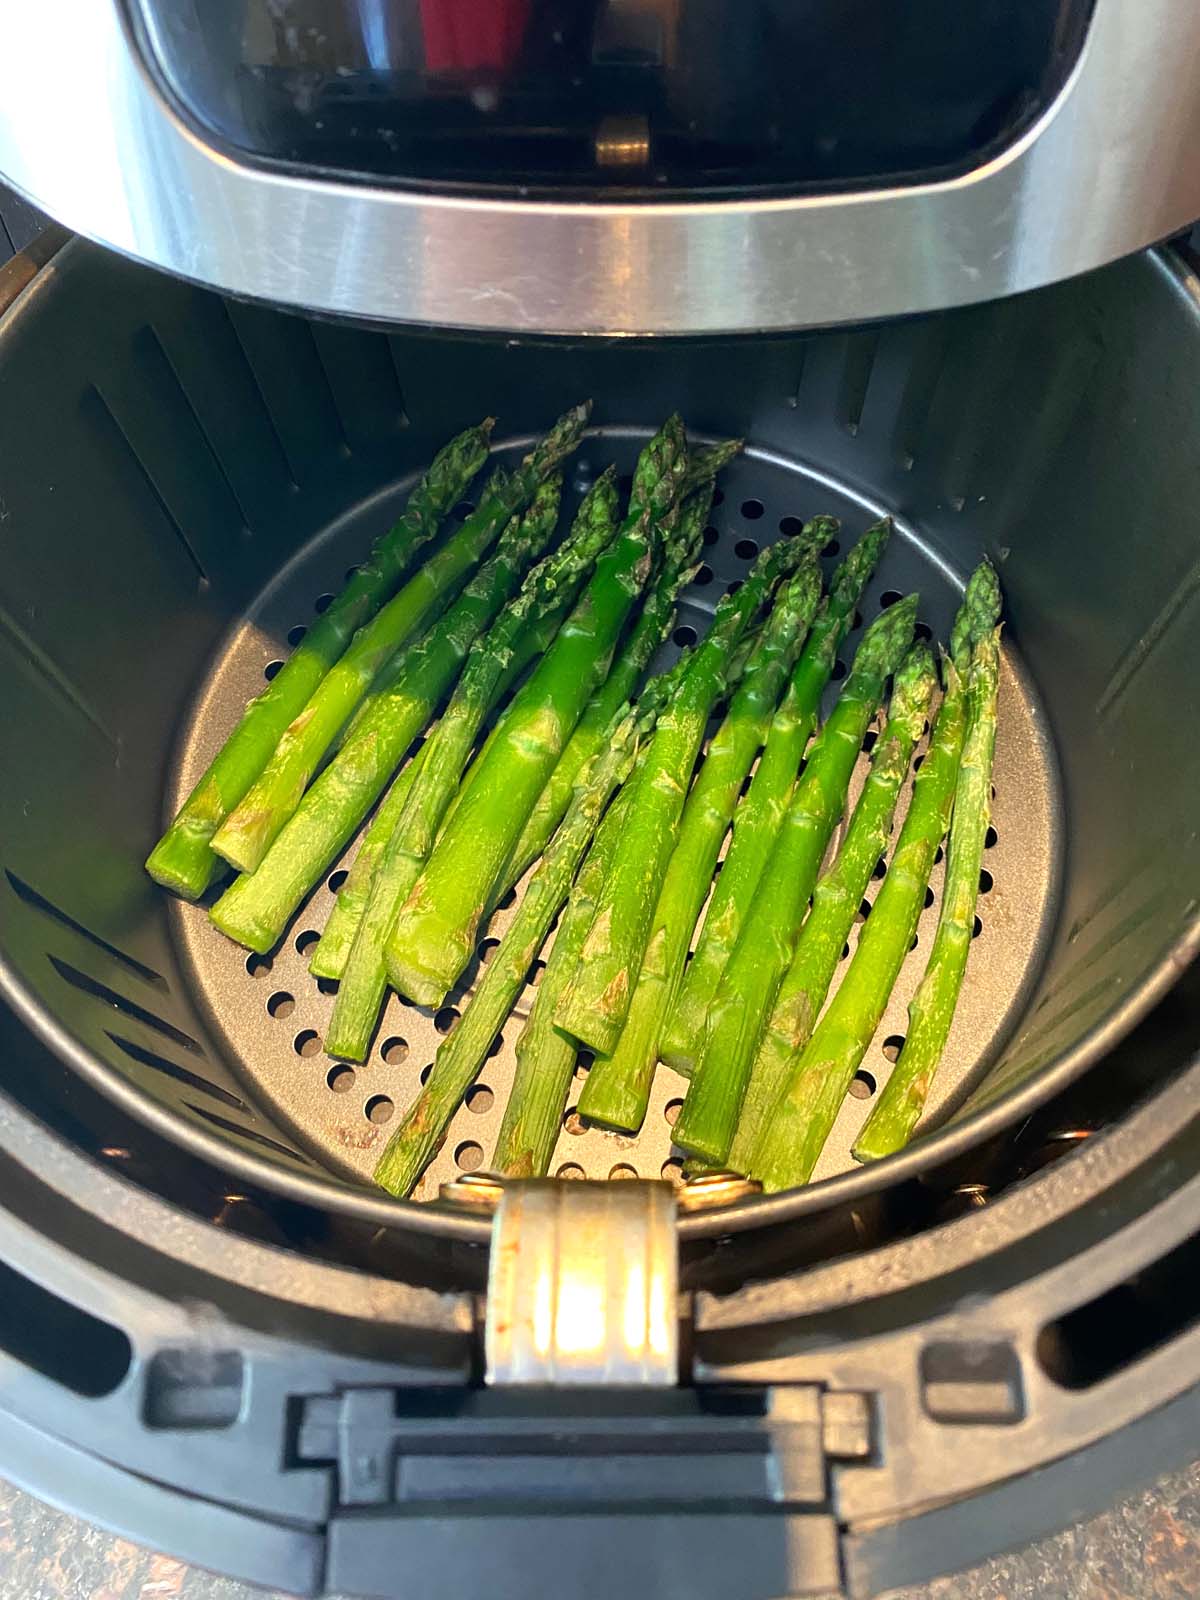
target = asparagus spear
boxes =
[308,742,430,982]
[209,482,569,954]
[444,444,732,875]
[560,531,810,1058]
[853,617,1001,1162]
[384,417,689,1008]
[316,477,628,986]
[325,473,618,1061]
[211,408,591,875]
[498,470,726,895]
[750,563,1001,1190]
[145,421,494,899]
[310,476,609,981]
[727,644,937,1173]
[672,595,919,1163]
[661,518,892,1074]
[495,793,631,1180]
[373,710,644,1198]
[574,545,828,1133]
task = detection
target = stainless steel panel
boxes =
[0,0,1198,333]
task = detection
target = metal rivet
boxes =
[677,1171,762,1211]
[438,1171,505,1212]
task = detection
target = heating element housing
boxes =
[1,0,1200,332]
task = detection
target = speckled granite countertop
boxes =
[1,1463,1197,1600]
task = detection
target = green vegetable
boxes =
[574,541,828,1131]
[326,472,619,1061]
[373,709,644,1198]
[494,793,630,1179]
[672,595,919,1164]
[384,418,689,1008]
[211,407,591,874]
[208,479,569,953]
[499,466,731,896]
[145,420,494,899]
[306,747,428,982]
[853,612,1001,1162]
[750,563,1000,1190]
[559,528,809,1060]
[661,518,893,1074]
[728,644,936,1173]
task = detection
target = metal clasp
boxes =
[485,1180,678,1387]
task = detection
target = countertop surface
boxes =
[1,1460,1197,1600]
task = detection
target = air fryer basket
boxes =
[0,238,1197,1246]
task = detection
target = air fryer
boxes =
[0,1,1198,1596]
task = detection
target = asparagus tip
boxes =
[950,559,1002,672]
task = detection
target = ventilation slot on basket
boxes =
[7,870,165,987]
[0,1257,131,1397]
[0,603,118,749]
[49,956,202,1054]
[106,1032,248,1112]
[184,1101,311,1164]
[1037,1229,1200,1391]
[83,384,210,585]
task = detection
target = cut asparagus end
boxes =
[145,829,220,900]
[208,884,278,955]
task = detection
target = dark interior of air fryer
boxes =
[1,239,1197,1241]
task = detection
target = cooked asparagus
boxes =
[671,595,919,1164]
[750,562,1001,1190]
[384,418,689,1008]
[326,473,620,1061]
[145,420,494,899]
[211,408,591,875]
[559,528,808,1060]
[373,709,645,1198]
[574,542,828,1131]
[661,518,893,1074]
[209,479,570,953]
[727,644,937,1173]
[498,464,732,896]
[494,794,631,1179]
[853,615,1001,1162]
[308,742,430,982]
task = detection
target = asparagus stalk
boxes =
[145,421,494,899]
[573,544,829,1133]
[443,445,732,871]
[661,518,892,1074]
[325,473,619,1061]
[310,537,586,984]
[384,417,689,1008]
[494,792,632,1179]
[672,595,919,1163]
[310,475,618,981]
[480,658,689,1181]
[308,742,430,981]
[750,563,1001,1190]
[560,532,810,1059]
[211,408,591,875]
[209,480,569,954]
[853,618,1001,1162]
[498,471,725,895]
[373,710,645,1198]
[727,644,937,1173]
